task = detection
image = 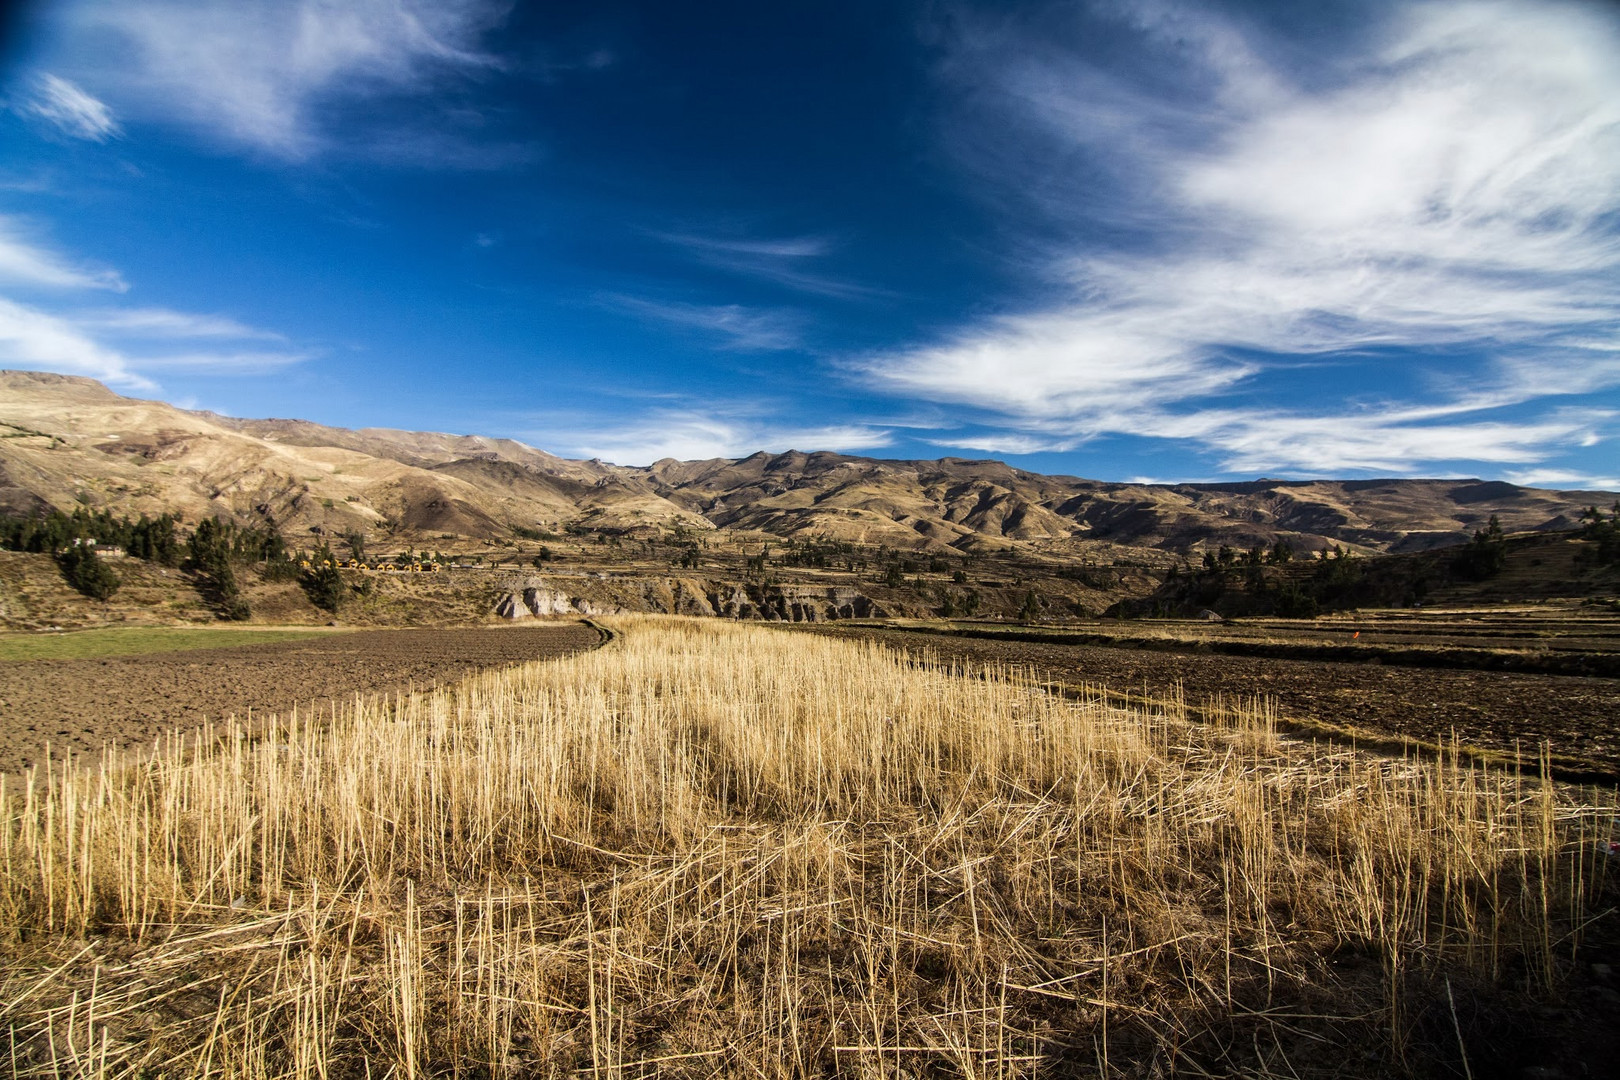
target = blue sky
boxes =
[0,0,1616,486]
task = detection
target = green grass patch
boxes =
[0,626,336,662]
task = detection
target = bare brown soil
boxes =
[0,621,601,773]
[802,624,1620,778]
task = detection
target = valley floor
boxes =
[2,616,1617,1078]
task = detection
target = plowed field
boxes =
[0,622,601,773]
[803,625,1620,779]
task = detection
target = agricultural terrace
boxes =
[1,616,1615,1077]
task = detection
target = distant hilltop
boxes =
[2,369,1613,558]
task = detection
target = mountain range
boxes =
[2,370,1611,559]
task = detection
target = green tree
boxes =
[57,543,120,600]
[1580,503,1620,566]
[1273,583,1318,618]
[1451,515,1507,581]
[302,544,347,612]
[1018,589,1041,621]
[187,517,250,620]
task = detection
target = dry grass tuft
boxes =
[2,616,1614,1077]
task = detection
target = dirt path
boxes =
[0,622,602,773]
[800,625,1620,777]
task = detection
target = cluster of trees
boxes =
[777,538,858,569]
[1449,515,1508,581]
[1,507,180,563]
[301,542,348,612]
[56,542,123,600]
[185,516,289,620]
[875,552,961,589]
[1580,502,1620,567]
[0,507,326,614]
[1200,539,1295,571]
[0,508,182,600]
[935,588,982,618]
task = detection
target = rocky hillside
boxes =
[3,371,1612,558]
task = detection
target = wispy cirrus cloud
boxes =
[607,294,805,352]
[925,431,1082,456]
[543,403,893,465]
[1501,468,1620,492]
[54,0,509,160]
[656,230,883,299]
[20,74,121,141]
[1151,405,1611,476]
[0,216,126,290]
[0,224,309,387]
[0,297,311,387]
[75,307,285,340]
[0,296,153,389]
[125,349,315,374]
[863,0,1620,476]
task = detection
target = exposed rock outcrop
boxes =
[490,574,890,623]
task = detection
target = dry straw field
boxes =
[2,616,1615,1077]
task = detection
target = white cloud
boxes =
[1154,406,1611,475]
[863,0,1620,475]
[555,410,893,465]
[76,307,284,339]
[0,228,307,386]
[0,216,126,290]
[869,307,1254,420]
[657,231,882,299]
[1502,468,1620,491]
[62,0,505,158]
[0,296,311,387]
[0,297,152,389]
[925,431,1080,456]
[662,234,832,259]
[608,295,804,352]
[22,74,121,141]
[128,350,314,374]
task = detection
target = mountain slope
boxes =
[2,371,1611,557]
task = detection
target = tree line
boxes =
[1,508,182,602]
[0,507,350,618]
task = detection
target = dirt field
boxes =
[801,624,1620,778]
[0,621,602,773]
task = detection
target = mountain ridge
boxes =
[1,370,1610,558]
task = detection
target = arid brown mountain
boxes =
[2,370,1611,557]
